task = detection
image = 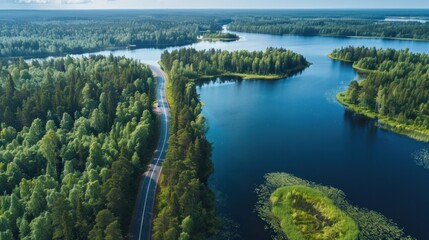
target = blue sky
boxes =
[1,0,428,9]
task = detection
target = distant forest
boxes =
[0,14,225,58]
[2,10,429,59]
[229,18,429,40]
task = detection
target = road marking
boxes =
[138,67,169,240]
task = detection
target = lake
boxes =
[83,32,429,239]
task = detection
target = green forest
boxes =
[229,17,429,40]
[151,50,220,240]
[160,48,309,80]
[0,55,157,239]
[330,46,429,141]
[0,15,223,59]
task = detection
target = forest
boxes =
[0,55,157,239]
[151,50,220,240]
[160,48,309,80]
[229,17,429,40]
[331,46,429,140]
[0,15,223,58]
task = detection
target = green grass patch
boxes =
[270,186,359,240]
[158,61,175,110]
[257,173,413,240]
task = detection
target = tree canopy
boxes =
[161,48,309,79]
[0,55,157,239]
[331,46,429,140]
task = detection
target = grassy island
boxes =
[270,186,359,240]
[200,32,240,42]
[329,46,429,142]
[257,173,413,240]
[160,47,310,81]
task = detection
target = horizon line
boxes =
[1,7,429,10]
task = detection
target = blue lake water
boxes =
[84,32,429,239]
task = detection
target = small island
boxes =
[257,173,413,240]
[329,46,429,142]
[199,32,240,42]
[160,47,310,81]
[270,186,359,240]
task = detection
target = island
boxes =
[199,32,240,42]
[270,186,359,240]
[329,46,429,142]
[256,173,413,240]
[160,47,310,81]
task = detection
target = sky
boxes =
[0,0,428,9]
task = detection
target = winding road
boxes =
[130,65,170,240]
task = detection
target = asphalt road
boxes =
[129,65,170,240]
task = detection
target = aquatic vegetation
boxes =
[256,173,413,240]
[412,148,429,169]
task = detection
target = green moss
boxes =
[256,173,413,240]
[270,186,359,240]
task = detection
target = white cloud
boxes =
[16,0,55,3]
[61,0,91,3]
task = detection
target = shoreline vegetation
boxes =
[152,52,219,240]
[329,47,429,142]
[257,173,413,240]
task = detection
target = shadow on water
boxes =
[195,68,307,88]
[343,109,378,137]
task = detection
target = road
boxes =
[129,65,170,240]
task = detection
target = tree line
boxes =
[331,46,429,129]
[160,48,309,79]
[152,51,221,240]
[0,15,223,59]
[229,17,429,40]
[0,55,157,239]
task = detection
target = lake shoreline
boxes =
[336,92,429,142]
